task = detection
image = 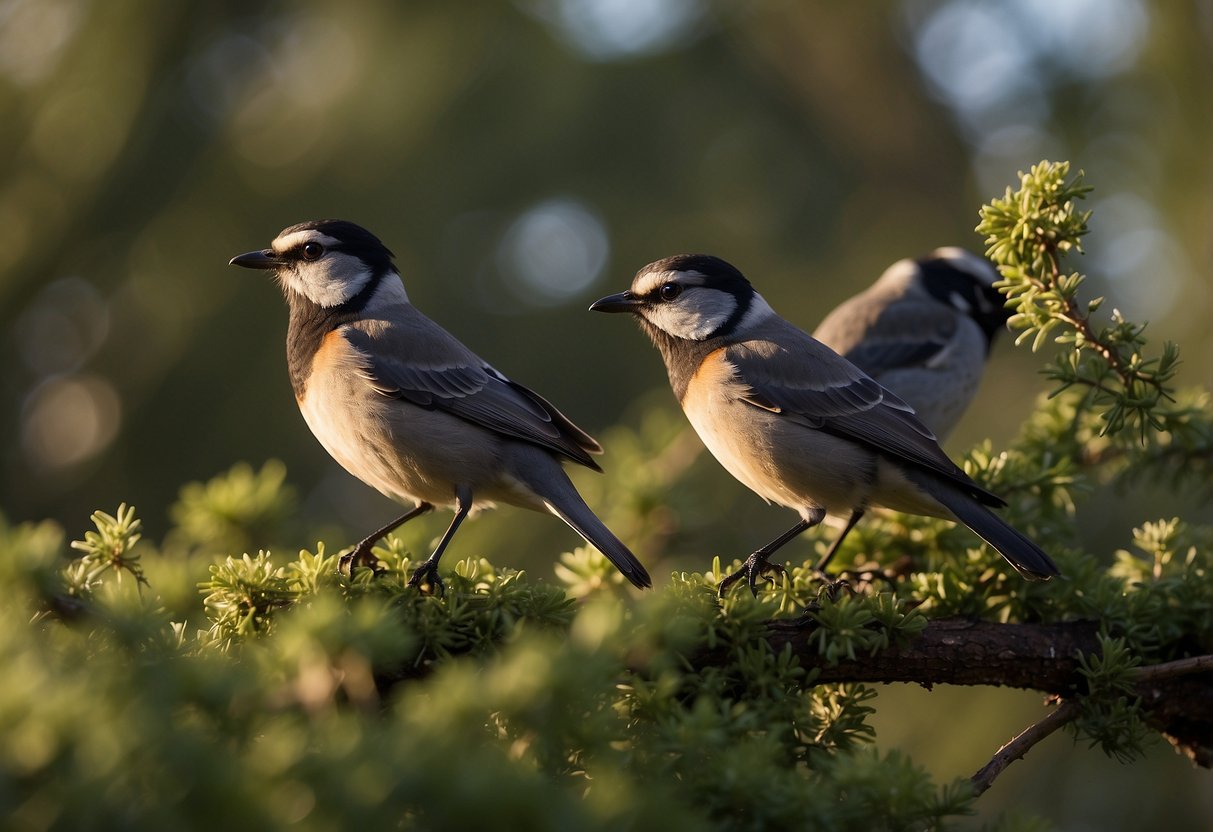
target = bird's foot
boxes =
[406,559,446,597]
[829,555,914,593]
[339,542,382,577]
[766,606,818,631]
[766,581,856,632]
[717,554,787,598]
[816,578,857,603]
[833,567,898,593]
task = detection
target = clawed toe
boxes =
[339,544,379,577]
[834,567,897,593]
[816,578,855,602]
[406,560,446,597]
[718,554,786,598]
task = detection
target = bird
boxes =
[813,247,1011,441]
[230,219,651,595]
[807,247,1012,563]
[589,254,1058,595]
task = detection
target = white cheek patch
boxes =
[640,289,736,341]
[280,252,374,308]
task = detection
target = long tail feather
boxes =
[546,494,652,588]
[521,459,652,589]
[921,479,1060,580]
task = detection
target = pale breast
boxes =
[297,330,408,499]
[296,329,521,509]
[680,348,876,518]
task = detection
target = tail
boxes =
[920,479,1061,580]
[547,494,652,589]
[528,466,652,589]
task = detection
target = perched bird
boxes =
[808,248,1011,562]
[230,219,650,594]
[813,247,1010,440]
[590,254,1058,595]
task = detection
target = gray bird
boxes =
[230,219,651,594]
[590,254,1058,595]
[814,247,1010,440]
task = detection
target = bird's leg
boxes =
[407,488,472,597]
[341,502,433,575]
[812,508,865,579]
[766,579,859,632]
[718,508,825,598]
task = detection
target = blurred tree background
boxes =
[2,0,1211,826]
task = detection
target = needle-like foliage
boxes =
[0,163,1210,829]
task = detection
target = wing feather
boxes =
[343,317,602,470]
[723,326,1002,506]
[816,297,958,377]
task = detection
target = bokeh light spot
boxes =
[526,0,704,61]
[0,0,83,86]
[14,277,110,378]
[1088,193,1183,321]
[496,197,609,306]
[21,375,122,472]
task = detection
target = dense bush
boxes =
[1,164,1209,830]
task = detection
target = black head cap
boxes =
[282,219,395,269]
[918,254,1011,344]
[643,254,752,290]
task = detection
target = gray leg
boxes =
[407,488,473,596]
[341,502,434,575]
[718,507,826,597]
[813,508,865,577]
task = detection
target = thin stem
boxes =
[1128,654,1213,683]
[971,701,1081,796]
[1039,239,1160,394]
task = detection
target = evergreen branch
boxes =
[970,700,1080,796]
[754,618,1100,692]
[977,160,1182,440]
[66,504,149,597]
[687,618,1213,769]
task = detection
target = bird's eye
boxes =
[301,242,325,261]
[659,282,682,301]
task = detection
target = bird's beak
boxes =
[228,249,283,269]
[589,291,642,314]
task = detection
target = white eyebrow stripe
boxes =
[633,269,706,296]
[633,269,675,296]
[271,230,342,253]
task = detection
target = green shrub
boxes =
[2,163,1209,830]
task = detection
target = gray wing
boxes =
[343,313,603,471]
[815,298,958,378]
[725,323,1003,506]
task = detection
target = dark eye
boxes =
[301,242,324,261]
[659,282,682,301]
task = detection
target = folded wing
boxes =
[343,316,603,471]
[724,325,1003,507]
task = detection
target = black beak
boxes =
[589,291,643,314]
[229,249,282,269]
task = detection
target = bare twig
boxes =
[1128,654,1213,683]
[970,701,1080,796]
